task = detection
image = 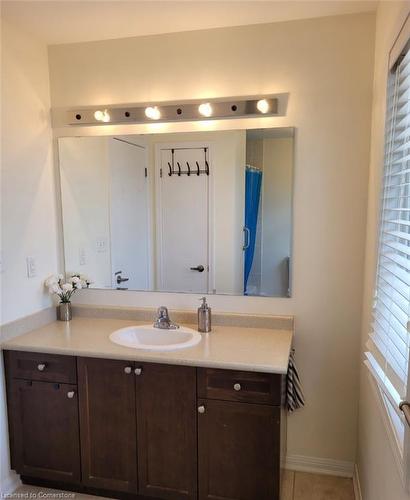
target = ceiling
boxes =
[1,0,378,46]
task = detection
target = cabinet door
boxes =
[8,379,80,483]
[136,363,197,499]
[77,357,137,493]
[198,399,280,500]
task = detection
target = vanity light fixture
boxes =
[256,99,270,114]
[145,106,161,120]
[198,102,213,117]
[66,95,281,125]
[94,109,111,122]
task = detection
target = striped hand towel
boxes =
[286,348,305,412]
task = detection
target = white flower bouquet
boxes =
[45,274,90,304]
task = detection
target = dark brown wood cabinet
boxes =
[6,378,80,483]
[198,399,280,500]
[77,357,138,493]
[136,363,197,499]
[4,350,285,500]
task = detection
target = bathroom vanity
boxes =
[2,315,292,500]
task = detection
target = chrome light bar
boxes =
[66,96,279,126]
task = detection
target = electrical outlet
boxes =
[79,247,86,266]
[26,256,37,278]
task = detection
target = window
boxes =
[365,39,410,468]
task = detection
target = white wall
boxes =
[261,138,293,297]
[49,13,375,464]
[59,137,112,288]
[0,18,57,495]
[1,21,58,325]
[357,3,410,499]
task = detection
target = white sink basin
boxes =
[109,325,202,351]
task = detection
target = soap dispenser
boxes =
[198,297,212,333]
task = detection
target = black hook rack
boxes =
[167,148,210,177]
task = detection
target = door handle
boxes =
[116,273,129,284]
[190,265,205,272]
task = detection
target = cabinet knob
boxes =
[233,383,241,391]
[67,391,75,399]
[134,367,142,376]
[124,366,132,374]
[37,363,46,372]
[198,405,206,414]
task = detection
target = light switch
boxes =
[96,238,107,253]
[26,256,37,278]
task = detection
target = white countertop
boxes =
[1,317,293,374]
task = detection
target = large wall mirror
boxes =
[58,127,294,297]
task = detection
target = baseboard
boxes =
[353,464,363,500]
[285,454,354,478]
[0,471,21,496]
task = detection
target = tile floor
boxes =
[283,470,355,499]
[12,471,355,500]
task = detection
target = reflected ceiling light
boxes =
[198,103,213,117]
[145,106,161,120]
[256,99,270,114]
[94,109,110,122]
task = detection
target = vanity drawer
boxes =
[3,350,77,384]
[197,368,281,405]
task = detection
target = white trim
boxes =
[285,454,354,478]
[353,464,363,500]
[0,471,21,497]
[367,371,405,485]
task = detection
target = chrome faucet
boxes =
[153,306,179,330]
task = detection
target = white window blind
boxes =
[365,42,410,455]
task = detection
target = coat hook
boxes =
[177,162,182,176]
[186,161,191,176]
[196,161,200,176]
[168,162,172,176]
[205,160,210,176]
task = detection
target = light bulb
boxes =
[198,103,213,117]
[145,106,161,120]
[256,99,269,114]
[94,109,110,122]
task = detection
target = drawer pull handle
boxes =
[124,366,132,374]
[233,383,241,391]
[67,391,75,399]
[198,405,206,414]
[37,364,46,372]
[135,367,142,376]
